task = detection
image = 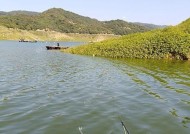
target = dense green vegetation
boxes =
[0,8,158,35]
[65,18,190,60]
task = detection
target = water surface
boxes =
[0,41,190,134]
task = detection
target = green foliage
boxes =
[65,18,190,60]
[0,8,152,35]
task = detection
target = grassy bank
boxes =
[65,19,190,60]
[0,26,119,42]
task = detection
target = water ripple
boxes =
[0,41,190,134]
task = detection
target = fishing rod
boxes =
[78,120,130,134]
[121,120,130,134]
[79,126,84,134]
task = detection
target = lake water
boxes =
[0,40,190,134]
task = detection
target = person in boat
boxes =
[57,43,59,47]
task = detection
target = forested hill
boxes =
[103,20,148,35]
[0,8,161,35]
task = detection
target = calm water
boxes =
[0,41,190,134]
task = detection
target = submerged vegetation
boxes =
[65,18,190,60]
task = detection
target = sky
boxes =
[1,0,190,25]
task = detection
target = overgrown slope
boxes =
[65,18,190,60]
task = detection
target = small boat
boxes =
[46,46,69,50]
[19,39,37,43]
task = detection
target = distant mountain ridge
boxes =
[0,11,7,15]
[0,10,39,15]
[134,22,167,29]
[0,8,166,35]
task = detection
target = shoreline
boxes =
[0,26,120,42]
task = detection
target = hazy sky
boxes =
[1,0,190,25]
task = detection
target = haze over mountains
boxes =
[0,8,166,35]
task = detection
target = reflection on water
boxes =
[0,41,190,134]
[108,58,190,129]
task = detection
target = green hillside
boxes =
[65,18,190,60]
[0,8,155,35]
